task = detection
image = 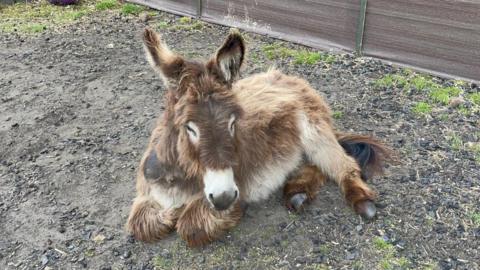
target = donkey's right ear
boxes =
[143,28,184,88]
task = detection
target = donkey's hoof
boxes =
[288,193,308,212]
[355,200,376,219]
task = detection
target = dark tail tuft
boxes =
[337,133,392,181]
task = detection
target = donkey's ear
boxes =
[143,28,184,88]
[210,29,245,84]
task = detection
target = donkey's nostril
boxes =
[209,191,238,211]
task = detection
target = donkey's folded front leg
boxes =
[176,194,244,247]
[284,165,327,212]
[126,196,180,242]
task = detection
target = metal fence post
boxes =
[355,0,368,56]
[196,0,202,19]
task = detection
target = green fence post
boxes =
[355,0,368,56]
[196,0,202,19]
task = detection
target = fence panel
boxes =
[363,0,480,80]
[201,0,359,51]
[129,0,480,81]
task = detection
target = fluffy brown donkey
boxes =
[126,28,390,247]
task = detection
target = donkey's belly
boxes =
[244,148,303,202]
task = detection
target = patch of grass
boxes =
[293,50,322,65]
[318,244,330,254]
[470,212,480,226]
[468,143,480,164]
[121,3,144,15]
[374,74,408,89]
[152,255,172,269]
[261,43,335,65]
[373,237,394,251]
[411,75,436,91]
[170,17,204,31]
[421,263,437,270]
[438,114,449,121]
[401,68,413,76]
[379,259,392,270]
[262,43,293,60]
[96,0,118,10]
[0,0,95,34]
[351,261,363,270]
[179,16,192,24]
[448,133,463,151]
[24,23,47,33]
[332,110,344,119]
[468,92,480,106]
[412,102,432,115]
[157,21,169,29]
[457,105,471,116]
[84,248,95,257]
[430,86,462,105]
[374,74,395,88]
[397,257,410,268]
[373,237,410,270]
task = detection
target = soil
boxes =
[1,10,479,270]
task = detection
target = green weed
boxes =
[96,0,118,10]
[0,0,95,33]
[468,92,480,106]
[157,21,169,29]
[121,3,144,15]
[170,17,204,31]
[471,212,480,226]
[152,255,172,269]
[293,50,322,65]
[411,75,436,91]
[373,237,394,251]
[332,111,344,119]
[448,133,463,150]
[412,102,432,115]
[430,86,462,105]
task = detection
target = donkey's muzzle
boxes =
[209,190,238,211]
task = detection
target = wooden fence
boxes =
[129,0,480,82]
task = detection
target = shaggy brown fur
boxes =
[126,28,391,247]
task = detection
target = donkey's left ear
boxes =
[209,29,245,84]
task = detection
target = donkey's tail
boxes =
[336,133,392,181]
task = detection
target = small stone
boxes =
[106,43,114,49]
[121,250,131,259]
[139,12,151,23]
[41,255,49,266]
[346,252,356,260]
[449,97,464,108]
[93,234,106,244]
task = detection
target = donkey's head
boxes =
[143,28,245,211]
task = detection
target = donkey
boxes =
[126,28,390,247]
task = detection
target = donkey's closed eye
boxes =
[228,114,236,136]
[185,122,200,144]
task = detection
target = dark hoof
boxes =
[355,200,377,219]
[288,193,308,212]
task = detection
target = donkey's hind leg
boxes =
[301,119,377,219]
[126,196,180,242]
[176,194,244,247]
[283,165,327,211]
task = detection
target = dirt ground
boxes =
[1,7,479,270]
